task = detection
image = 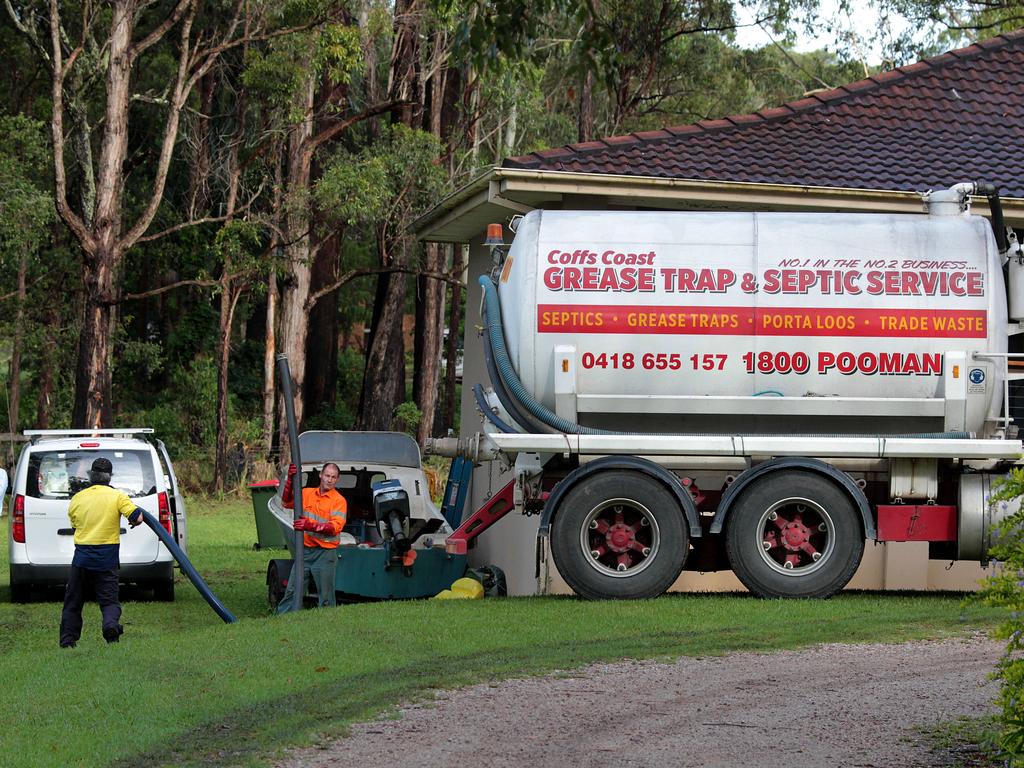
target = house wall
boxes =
[456,199,1000,597]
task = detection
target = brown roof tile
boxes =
[503,30,1024,198]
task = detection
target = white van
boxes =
[7,429,187,602]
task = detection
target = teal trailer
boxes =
[265,431,468,605]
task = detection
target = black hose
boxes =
[472,384,516,433]
[140,511,237,624]
[974,182,1010,253]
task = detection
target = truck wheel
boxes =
[551,471,688,600]
[725,470,864,598]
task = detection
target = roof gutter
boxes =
[412,168,1024,241]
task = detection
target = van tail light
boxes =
[157,492,172,534]
[12,494,25,543]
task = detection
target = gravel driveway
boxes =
[277,634,1003,768]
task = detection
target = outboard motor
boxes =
[372,479,412,566]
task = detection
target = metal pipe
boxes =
[276,354,305,612]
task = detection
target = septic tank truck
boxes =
[428,182,1024,600]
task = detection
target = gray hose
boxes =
[479,275,971,440]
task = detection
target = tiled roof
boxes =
[503,31,1024,198]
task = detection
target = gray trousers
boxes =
[276,546,338,613]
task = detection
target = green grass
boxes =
[0,498,1003,768]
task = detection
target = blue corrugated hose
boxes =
[140,511,237,624]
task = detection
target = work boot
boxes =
[103,624,124,643]
[59,642,76,649]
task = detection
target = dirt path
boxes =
[277,634,1003,768]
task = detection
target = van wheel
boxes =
[551,470,688,600]
[153,580,175,602]
[9,581,30,603]
[725,470,864,599]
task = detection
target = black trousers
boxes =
[59,566,122,646]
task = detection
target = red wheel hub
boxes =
[779,516,812,551]
[607,522,636,552]
[587,505,653,572]
[762,507,826,570]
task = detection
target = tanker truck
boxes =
[428,182,1024,600]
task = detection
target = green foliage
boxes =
[0,115,53,259]
[242,19,362,123]
[317,23,363,86]
[393,400,422,435]
[971,468,1024,765]
[316,123,447,229]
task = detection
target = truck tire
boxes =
[725,470,864,598]
[551,470,688,600]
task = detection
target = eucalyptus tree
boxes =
[2,0,294,427]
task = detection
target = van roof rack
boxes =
[24,428,154,443]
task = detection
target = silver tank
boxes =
[497,209,1005,435]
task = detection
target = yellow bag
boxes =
[433,576,485,600]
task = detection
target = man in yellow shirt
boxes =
[59,458,146,648]
[276,462,347,613]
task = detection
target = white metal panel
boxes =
[497,210,1003,435]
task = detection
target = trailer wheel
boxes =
[551,471,688,600]
[267,559,290,609]
[725,470,864,598]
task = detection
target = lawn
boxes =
[0,497,1002,768]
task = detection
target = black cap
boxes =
[91,458,113,473]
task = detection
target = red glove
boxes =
[282,464,297,505]
[293,517,312,531]
[311,521,334,534]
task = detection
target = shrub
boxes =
[975,468,1024,765]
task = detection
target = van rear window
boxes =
[26,450,157,500]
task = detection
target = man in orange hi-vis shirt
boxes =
[276,462,347,613]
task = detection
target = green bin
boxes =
[249,479,286,550]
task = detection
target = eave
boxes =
[412,168,1024,243]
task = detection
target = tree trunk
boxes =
[276,74,316,452]
[72,251,116,428]
[187,71,217,217]
[213,280,240,492]
[578,69,594,142]
[304,232,340,422]
[262,269,278,455]
[356,265,407,431]
[35,305,59,431]
[414,243,445,444]
[438,245,464,435]
[8,250,27,437]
